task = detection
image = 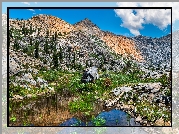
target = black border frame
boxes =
[7,6,172,127]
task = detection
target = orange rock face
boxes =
[101,32,144,61]
[9,14,75,37]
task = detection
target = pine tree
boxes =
[54,31,58,41]
[44,40,49,54]
[58,45,63,64]
[14,39,20,50]
[29,24,33,35]
[22,22,26,36]
[34,40,39,58]
[30,37,33,46]
[52,48,58,69]
[73,51,76,69]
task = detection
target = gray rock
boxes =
[81,66,99,83]
[111,87,132,96]
[9,57,21,76]
[37,77,48,88]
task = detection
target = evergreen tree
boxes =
[14,39,20,50]
[52,48,58,69]
[22,22,26,36]
[29,24,33,35]
[58,46,63,63]
[54,31,58,41]
[34,40,39,58]
[44,40,49,54]
[30,37,33,46]
[73,51,76,69]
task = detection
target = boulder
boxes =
[81,66,99,83]
[9,57,21,76]
[37,77,48,88]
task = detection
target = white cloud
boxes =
[21,2,30,5]
[115,2,179,36]
[28,9,35,12]
[34,2,37,4]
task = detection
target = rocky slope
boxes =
[130,35,171,70]
[8,14,172,90]
[101,31,143,61]
[74,18,143,61]
[9,14,74,37]
[9,14,144,61]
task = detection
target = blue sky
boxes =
[3,2,175,38]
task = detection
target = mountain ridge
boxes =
[9,14,171,66]
[9,14,144,61]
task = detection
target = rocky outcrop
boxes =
[74,18,103,37]
[130,35,171,70]
[104,82,171,126]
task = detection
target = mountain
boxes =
[74,18,103,37]
[8,14,171,71]
[9,14,144,61]
[73,17,143,61]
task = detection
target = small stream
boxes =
[9,93,141,126]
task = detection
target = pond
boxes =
[9,93,141,126]
[59,109,141,126]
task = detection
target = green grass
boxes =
[91,116,106,126]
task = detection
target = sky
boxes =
[3,2,179,38]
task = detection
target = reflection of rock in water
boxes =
[59,109,141,126]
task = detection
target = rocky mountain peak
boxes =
[74,18,98,28]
